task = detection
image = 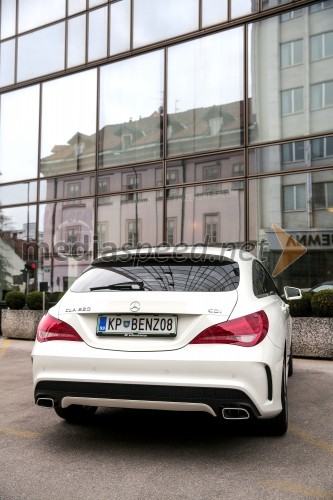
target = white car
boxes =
[32,247,301,435]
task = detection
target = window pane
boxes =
[326,81,333,106]
[311,34,322,61]
[313,183,325,208]
[41,70,97,177]
[1,0,16,39]
[68,0,87,16]
[98,164,163,194]
[327,182,333,207]
[0,205,37,296]
[283,185,294,211]
[249,137,333,175]
[326,31,333,57]
[0,39,15,87]
[88,6,107,62]
[249,171,333,290]
[295,184,306,209]
[280,43,291,68]
[0,86,39,183]
[168,28,244,157]
[202,0,227,27]
[248,9,333,143]
[40,174,95,202]
[110,0,130,55]
[262,0,291,9]
[68,14,86,68]
[18,0,66,32]
[89,0,106,7]
[133,0,198,48]
[167,151,244,184]
[38,200,94,292]
[166,183,244,245]
[231,0,258,19]
[97,191,163,251]
[17,23,65,82]
[99,50,164,168]
[294,40,303,64]
[0,182,37,206]
[311,83,322,109]
[294,88,303,112]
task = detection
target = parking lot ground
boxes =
[0,338,332,500]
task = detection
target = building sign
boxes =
[266,229,333,251]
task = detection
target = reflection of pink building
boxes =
[40,103,245,291]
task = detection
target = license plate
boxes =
[97,315,177,337]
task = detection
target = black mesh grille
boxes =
[35,381,258,415]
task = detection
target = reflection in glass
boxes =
[231,0,258,19]
[17,23,65,82]
[0,40,15,87]
[167,151,245,185]
[67,14,86,68]
[0,86,39,183]
[40,70,97,177]
[133,0,198,48]
[98,164,163,194]
[18,0,65,32]
[99,51,164,168]
[68,0,86,16]
[110,0,131,55]
[248,8,333,144]
[1,0,16,39]
[167,29,244,157]
[88,7,107,62]
[89,0,107,7]
[40,174,96,202]
[262,0,291,9]
[38,199,94,292]
[202,0,227,28]
[97,191,163,251]
[0,182,37,206]
[0,205,37,296]
[166,182,244,245]
[249,170,333,290]
[249,136,333,175]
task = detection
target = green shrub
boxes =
[5,291,26,310]
[289,291,313,317]
[311,290,333,317]
[48,292,63,303]
[26,291,50,310]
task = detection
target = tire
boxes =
[265,361,288,436]
[288,343,293,377]
[54,405,97,422]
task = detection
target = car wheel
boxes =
[54,405,97,422]
[288,343,293,377]
[265,361,288,436]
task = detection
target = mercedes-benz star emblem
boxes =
[130,301,140,312]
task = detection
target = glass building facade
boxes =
[0,0,333,296]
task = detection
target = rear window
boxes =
[71,257,240,293]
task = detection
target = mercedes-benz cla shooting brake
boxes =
[32,247,301,435]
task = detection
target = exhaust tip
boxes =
[222,407,250,420]
[36,398,55,408]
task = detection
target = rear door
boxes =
[60,255,240,352]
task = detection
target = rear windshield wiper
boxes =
[90,281,145,291]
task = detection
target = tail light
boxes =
[37,313,83,342]
[190,311,268,347]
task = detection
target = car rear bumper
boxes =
[32,339,284,418]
